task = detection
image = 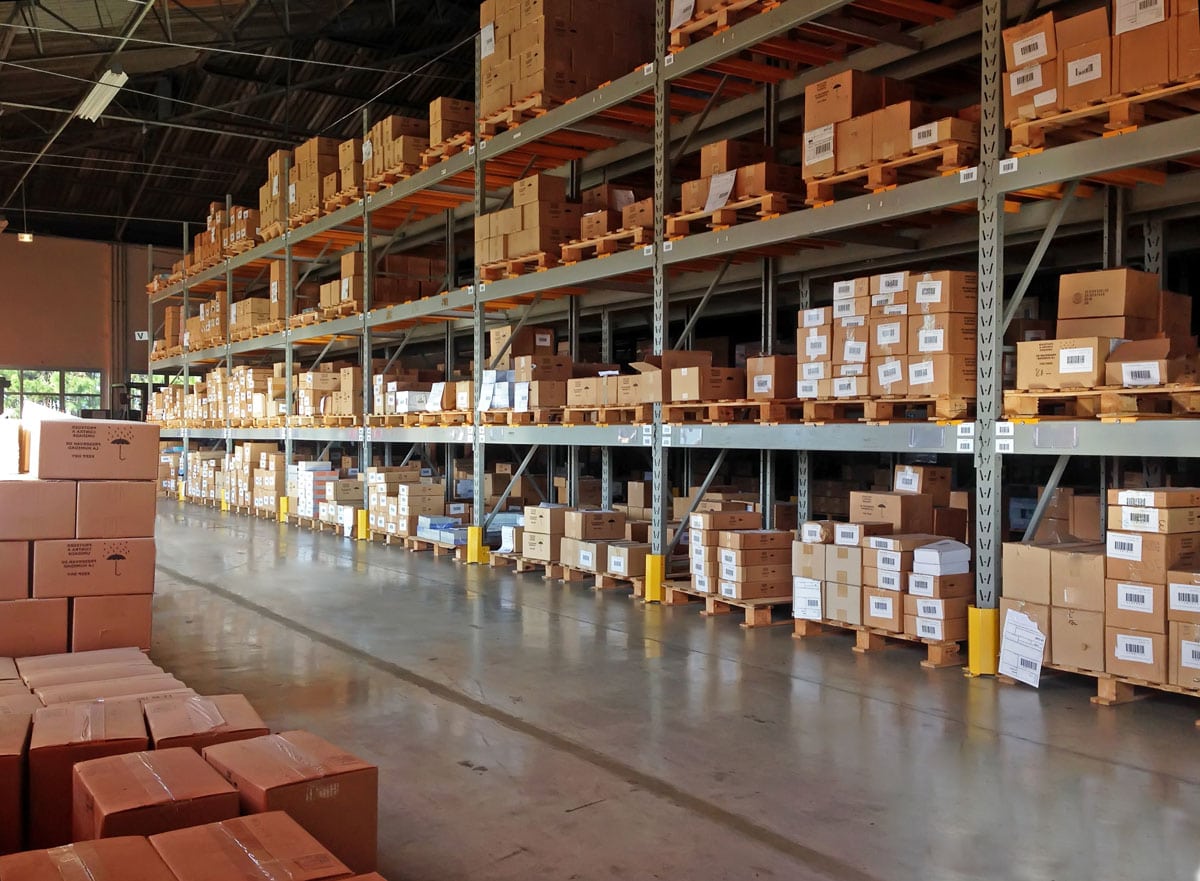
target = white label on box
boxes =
[1182,640,1200,670]
[839,363,865,377]
[878,359,903,387]
[835,524,861,545]
[288,182,297,205]
[878,549,902,570]
[895,469,919,494]
[802,361,826,381]
[801,525,824,543]
[999,609,1046,687]
[909,573,934,597]
[534,331,553,348]
[512,382,530,412]
[1068,53,1103,87]
[270,281,279,302]
[918,329,944,353]
[832,280,855,300]
[1170,583,1200,614]
[876,322,901,346]
[480,22,496,57]
[804,125,835,167]
[833,377,858,398]
[719,582,739,599]
[878,571,901,591]
[341,278,351,300]
[844,341,867,363]
[1117,491,1153,506]
[1107,532,1143,562]
[719,549,736,566]
[1115,633,1154,664]
[1033,88,1057,108]
[803,308,826,327]
[1059,347,1094,374]
[1012,31,1049,65]
[917,618,945,640]
[1120,507,1157,532]
[883,305,908,316]
[833,299,856,319]
[1117,582,1155,613]
[869,596,894,617]
[610,555,626,574]
[670,0,696,29]
[704,169,737,213]
[1009,65,1042,96]
[805,335,828,358]
[271,176,280,197]
[720,563,736,580]
[840,315,866,328]
[753,374,772,394]
[911,122,938,150]
[872,293,896,307]
[576,548,593,570]
[909,360,934,387]
[879,273,906,293]
[362,139,374,161]
[1121,361,1161,387]
[917,599,942,618]
[914,280,942,304]
[797,379,819,399]
[694,574,711,593]
[1115,0,1165,35]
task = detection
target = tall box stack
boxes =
[430,97,475,145]
[1114,0,1173,94]
[691,510,761,595]
[363,116,428,180]
[287,137,338,220]
[476,174,581,266]
[792,520,835,623]
[1047,542,1107,671]
[716,530,793,601]
[1105,487,1200,684]
[1,413,160,656]
[522,504,568,563]
[796,306,832,398]
[904,540,972,640]
[830,276,870,398]
[1001,11,1061,124]
[906,271,978,398]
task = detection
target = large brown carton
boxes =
[871,101,938,162]
[0,479,76,540]
[1167,569,1200,625]
[22,417,159,480]
[834,114,872,173]
[32,538,155,599]
[849,491,933,534]
[1178,7,1200,80]
[746,356,796,401]
[0,836,177,881]
[1050,544,1106,610]
[1104,338,1192,387]
[29,701,149,847]
[0,542,28,601]
[1105,579,1167,633]
[34,674,189,707]
[150,812,353,881]
[524,504,568,534]
[1003,60,1060,123]
[607,542,649,578]
[1106,626,1167,682]
[892,465,951,506]
[907,355,976,397]
[824,582,862,625]
[825,545,862,587]
[803,70,885,131]
[1000,598,1051,661]
[0,712,27,856]
[1015,337,1112,390]
[72,747,239,840]
[908,313,977,356]
[1058,268,1162,319]
[1054,316,1157,339]
[144,694,269,752]
[1051,607,1105,671]
[75,481,157,539]
[1003,10,1057,70]
[203,732,377,874]
[1114,10,1173,93]
[910,270,977,315]
[1055,8,1111,108]
[0,599,67,658]
[1169,621,1200,688]
[669,367,745,402]
[1106,530,1200,583]
[564,510,625,541]
[71,595,154,652]
[20,661,163,691]
[1002,542,1054,605]
[863,587,903,632]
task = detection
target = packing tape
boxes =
[212,822,291,881]
[71,702,107,745]
[182,696,228,734]
[46,846,99,881]
[261,735,333,782]
[122,752,177,805]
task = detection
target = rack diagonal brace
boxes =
[1002,178,1079,334]
[484,444,541,532]
[667,448,728,558]
[487,291,545,369]
[1021,454,1070,544]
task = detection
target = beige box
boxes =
[1051,607,1105,672]
[1050,544,1106,611]
[1106,626,1167,683]
[823,582,862,625]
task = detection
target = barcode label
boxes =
[1121,361,1161,387]
[879,550,902,568]
[481,22,496,57]
[720,583,737,599]
[879,572,900,591]
[895,471,919,494]
[915,281,941,304]
[919,330,944,353]
[1170,584,1200,613]
[876,322,901,345]
[909,360,934,386]
[1068,53,1102,87]
[1010,65,1042,96]
[1059,347,1094,374]
[839,364,865,376]
[844,341,867,362]
[610,556,625,573]
[1118,491,1154,506]
[1117,584,1154,613]
[804,125,835,167]
[801,525,823,543]
[1107,532,1143,561]
[883,305,908,316]
[1012,32,1048,65]
[805,335,828,357]
[720,549,736,565]
[1115,634,1154,663]
[802,362,826,380]
[832,280,854,299]
[919,600,940,617]
[1019,657,1039,670]
[878,360,902,386]
[803,308,827,327]
[870,597,893,616]
[797,379,819,398]
[833,299,858,318]
[911,123,937,149]
[834,378,858,397]
[270,281,279,302]
[1115,0,1164,34]
[753,374,772,393]
[872,293,895,307]
[720,564,736,580]
[1183,640,1200,671]
[879,272,906,293]
[835,524,860,545]
[694,574,711,592]
[909,574,933,597]
[1121,508,1156,531]
[841,315,866,328]
[919,620,942,639]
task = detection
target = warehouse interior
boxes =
[2,0,1200,879]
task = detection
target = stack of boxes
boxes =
[430,97,475,145]
[579,183,637,240]
[716,529,792,601]
[1000,11,1062,124]
[522,504,567,563]
[363,116,428,179]
[287,137,339,221]
[690,509,761,595]
[258,149,291,234]
[296,462,340,520]
[336,137,364,196]
[678,138,802,215]
[560,509,626,572]
[475,174,581,266]
[228,299,270,338]
[0,415,159,656]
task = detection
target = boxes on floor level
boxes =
[21,417,160,480]
[71,595,153,652]
[32,538,156,599]
[0,837,177,881]
[0,713,28,856]
[1106,626,1167,683]
[0,598,68,658]
[75,481,157,539]
[0,479,77,540]
[1051,607,1105,672]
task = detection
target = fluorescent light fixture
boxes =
[76,65,129,122]
[17,232,33,243]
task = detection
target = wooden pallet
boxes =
[851,624,963,669]
[803,396,975,424]
[254,320,285,337]
[323,189,361,213]
[805,143,976,206]
[477,410,511,426]
[662,579,708,606]
[1040,663,1200,721]
[488,552,546,573]
[669,0,775,47]
[321,302,360,320]
[415,409,473,426]
[405,536,467,561]
[478,250,558,281]
[479,92,558,137]
[260,221,285,243]
[287,208,320,230]
[365,163,420,192]
[665,192,788,238]
[703,593,792,628]
[560,226,654,263]
[227,238,260,255]
[421,131,474,167]
[705,398,807,424]
[368,530,406,546]
[367,414,407,427]
[561,404,653,425]
[543,562,593,584]
[288,310,323,328]
[1004,384,1200,420]
[660,402,712,423]
[506,408,565,425]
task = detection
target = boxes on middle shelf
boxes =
[476,173,581,265]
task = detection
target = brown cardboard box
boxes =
[689,511,761,530]
[513,354,572,383]
[903,594,970,620]
[733,163,803,199]
[32,538,155,599]
[203,732,377,873]
[1015,338,1111,390]
[869,357,907,397]
[1051,607,1105,671]
[717,576,791,600]
[799,520,839,544]
[607,543,649,578]
[1108,504,1200,534]
[1169,568,1200,625]
[150,812,352,881]
[892,465,951,506]
[144,694,269,752]
[792,541,826,579]
[862,547,914,572]
[834,114,873,173]
[72,747,239,840]
[1058,268,1162,320]
[1050,544,1106,610]
[1178,7,1200,80]
[870,315,908,356]
[0,598,67,658]
[1003,60,1060,123]
[34,674,188,707]
[700,139,769,175]
[1054,316,1158,339]
[0,542,29,601]
[718,529,792,550]
[833,521,891,546]
[848,491,933,534]
[522,531,557,562]
[1106,530,1200,582]
[863,588,903,632]
[15,647,147,679]
[75,481,156,539]
[906,355,976,397]
[0,837,177,881]
[0,479,76,540]
[29,702,148,847]
[910,271,977,314]
[22,418,159,481]
[908,313,977,356]
[907,571,973,598]
[1056,8,1111,108]
[670,367,745,402]
[863,567,905,592]
[71,595,153,652]
[870,101,938,162]
[574,539,608,574]
[1002,542,1055,605]
[720,546,792,567]
[1070,495,1103,542]
[0,712,27,856]
[564,510,625,540]
[1105,579,1167,633]
[1104,338,1192,387]
[803,70,885,131]
[1108,487,1200,507]
[1169,621,1200,688]
[825,545,862,586]
[824,582,862,625]
[1003,11,1057,70]
[1114,14,1173,94]
[524,504,568,534]
[622,198,654,229]
[1000,597,1051,661]
[746,356,796,401]
[1106,626,1167,682]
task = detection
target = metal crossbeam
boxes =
[483,445,540,532]
[667,448,728,558]
[1003,178,1079,334]
[1022,455,1070,543]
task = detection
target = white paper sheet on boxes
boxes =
[998,609,1046,687]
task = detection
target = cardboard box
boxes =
[22,417,159,480]
[1109,505,1200,534]
[607,543,649,578]
[523,504,568,534]
[834,114,872,173]
[34,674,188,707]
[1051,607,1105,671]
[1056,8,1111,108]
[15,647,147,678]
[0,542,29,601]
[746,356,797,401]
[149,812,352,881]
[718,529,792,551]
[32,538,155,599]
[1169,620,1200,688]
[909,271,977,315]
[906,615,968,642]
[871,101,938,162]
[799,520,838,544]
[575,540,608,574]
[689,511,761,531]
[717,577,791,601]
[1000,598,1051,661]
[1002,542,1054,605]
[564,510,625,540]
[0,837,177,881]
[0,479,76,540]
[825,545,862,586]
[143,694,269,752]
[903,594,970,620]
[907,571,973,598]
[824,582,862,625]
[1015,337,1112,390]
[1107,530,1200,583]
[863,587,903,632]
[670,367,745,403]
[907,354,976,397]
[1054,316,1157,339]
[203,731,377,873]
[721,546,791,567]
[1178,7,1200,81]
[1108,487,1200,507]
[1114,13,1173,93]
[1058,269,1162,320]
[892,465,951,506]
[1106,626,1167,682]
[29,702,149,847]
[908,313,977,356]
[700,139,769,175]
[1104,338,1191,388]
[1070,495,1103,542]
[862,547,914,572]
[792,541,827,579]
[864,567,905,592]
[848,491,933,534]
[71,595,153,652]
[0,712,27,856]
[0,598,67,658]
[522,531,556,562]
[75,481,156,539]
[803,70,885,131]
[72,747,239,840]
[1105,579,1167,633]
[1003,11,1057,70]
[1050,544,1106,610]
[1003,60,1060,122]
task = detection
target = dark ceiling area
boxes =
[0,0,479,246]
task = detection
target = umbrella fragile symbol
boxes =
[107,426,136,461]
[107,552,126,575]
[103,542,129,575]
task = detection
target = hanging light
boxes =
[76,65,129,123]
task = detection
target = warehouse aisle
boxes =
[151,502,1200,881]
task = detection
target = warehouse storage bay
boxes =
[2,0,1200,878]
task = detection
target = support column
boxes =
[796,274,811,521]
[1143,218,1164,279]
[600,308,613,509]
[180,222,191,490]
[468,34,488,564]
[283,157,295,465]
[361,110,375,476]
[224,195,234,456]
[567,295,581,507]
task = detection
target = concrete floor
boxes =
[151,501,1200,881]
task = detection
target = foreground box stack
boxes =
[559,509,626,574]
[363,115,428,180]
[1,414,160,657]
[476,173,581,267]
[690,509,761,595]
[717,529,792,601]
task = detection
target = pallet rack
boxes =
[147,0,1200,624]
